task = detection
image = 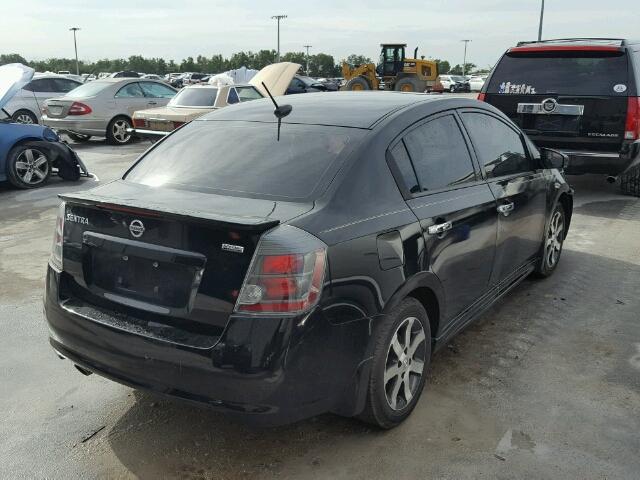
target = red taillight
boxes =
[68,102,92,115]
[624,97,640,140]
[235,226,327,315]
[50,202,65,270]
[133,117,147,128]
[477,92,486,102]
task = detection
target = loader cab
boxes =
[377,44,407,77]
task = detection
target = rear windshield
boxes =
[63,81,111,98]
[487,51,629,95]
[168,87,218,107]
[124,121,364,200]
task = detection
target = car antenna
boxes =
[261,81,292,141]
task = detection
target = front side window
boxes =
[139,82,175,98]
[462,112,531,178]
[25,78,55,93]
[115,83,144,98]
[402,115,476,191]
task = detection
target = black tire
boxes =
[344,77,370,91]
[6,144,51,189]
[358,297,431,429]
[449,85,456,93]
[394,77,422,92]
[67,132,92,142]
[106,116,133,145]
[620,164,640,197]
[534,203,566,277]
[11,109,38,125]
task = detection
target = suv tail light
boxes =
[625,97,640,140]
[235,225,327,315]
[68,102,92,115]
[133,118,148,128]
[50,202,65,270]
[477,92,486,102]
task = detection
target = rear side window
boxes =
[236,86,263,102]
[51,78,81,93]
[139,82,175,98]
[402,115,476,191]
[390,142,420,194]
[487,51,628,96]
[462,112,531,178]
[25,78,56,92]
[125,121,364,200]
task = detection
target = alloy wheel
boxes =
[384,316,427,411]
[545,210,564,268]
[112,119,132,143]
[15,149,49,185]
[14,113,35,124]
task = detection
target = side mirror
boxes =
[540,148,568,170]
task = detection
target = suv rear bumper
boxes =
[44,266,371,425]
[559,150,630,175]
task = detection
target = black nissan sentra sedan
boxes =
[44,92,573,428]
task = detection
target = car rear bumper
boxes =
[42,116,107,136]
[44,266,371,425]
[127,128,169,140]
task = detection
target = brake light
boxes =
[477,92,486,102]
[68,102,92,115]
[172,121,185,129]
[50,202,65,270]
[133,117,147,128]
[624,97,640,140]
[235,226,327,315]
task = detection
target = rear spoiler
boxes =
[59,192,280,231]
[508,45,623,54]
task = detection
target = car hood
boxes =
[0,63,34,110]
[133,106,215,122]
[250,62,300,97]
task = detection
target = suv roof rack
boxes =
[516,38,625,47]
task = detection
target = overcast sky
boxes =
[1,0,637,68]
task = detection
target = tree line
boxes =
[0,52,482,77]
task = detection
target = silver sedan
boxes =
[42,78,176,145]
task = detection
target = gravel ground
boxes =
[1,136,639,480]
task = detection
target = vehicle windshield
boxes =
[487,51,629,95]
[63,81,110,98]
[168,87,219,107]
[124,121,364,200]
[450,76,465,82]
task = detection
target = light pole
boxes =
[537,0,545,41]
[271,15,287,62]
[461,39,471,76]
[69,27,81,75]
[303,45,312,75]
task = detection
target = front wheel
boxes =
[358,298,431,429]
[534,204,566,277]
[106,117,133,145]
[6,145,51,189]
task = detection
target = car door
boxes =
[139,81,176,108]
[114,82,151,116]
[389,113,498,324]
[459,109,548,286]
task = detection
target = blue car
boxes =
[0,63,87,189]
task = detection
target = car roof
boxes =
[511,38,639,53]
[199,91,483,129]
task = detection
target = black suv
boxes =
[480,38,640,196]
[44,92,572,428]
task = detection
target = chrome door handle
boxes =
[497,202,515,216]
[427,221,452,235]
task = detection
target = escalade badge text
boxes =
[129,219,145,238]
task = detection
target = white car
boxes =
[469,75,487,92]
[2,74,82,124]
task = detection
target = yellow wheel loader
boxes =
[342,44,438,92]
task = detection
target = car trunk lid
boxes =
[58,180,313,343]
[44,98,77,119]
